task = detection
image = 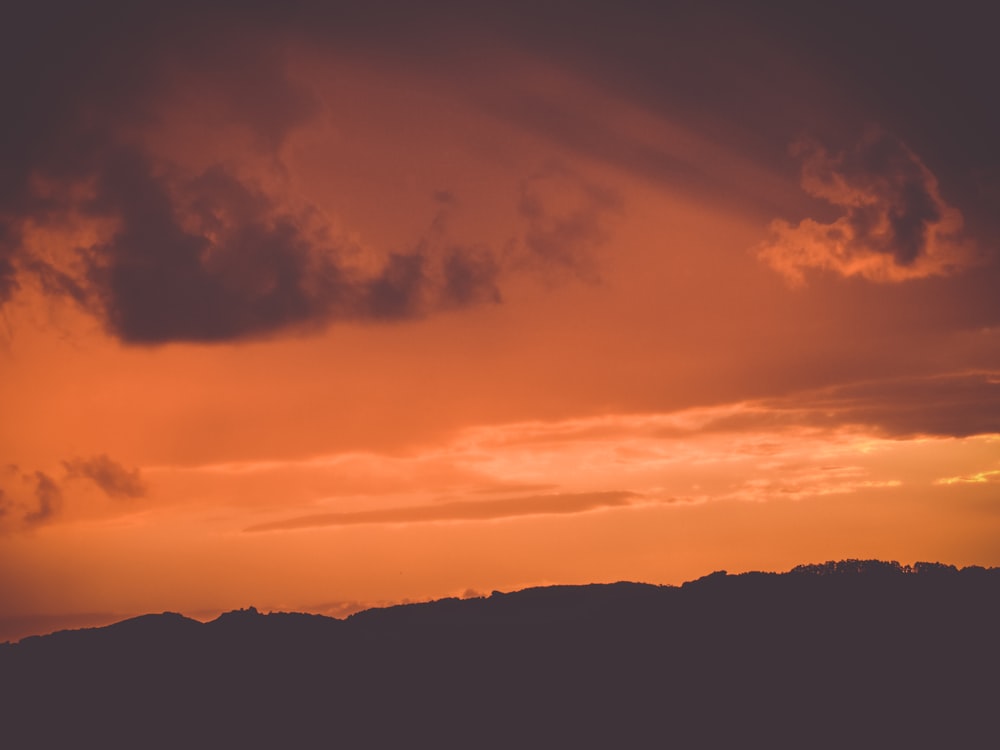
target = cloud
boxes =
[9,141,506,344]
[63,455,146,500]
[720,469,902,504]
[455,371,1000,449]
[934,469,1000,486]
[515,163,623,282]
[245,490,638,532]
[24,472,62,527]
[758,129,977,284]
[0,455,146,531]
[754,371,1000,440]
[0,229,17,304]
[0,5,516,345]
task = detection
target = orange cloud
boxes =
[245,491,638,532]
[759,129,977,284]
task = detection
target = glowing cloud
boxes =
[935,469,1000,486]
[759,129,976,284]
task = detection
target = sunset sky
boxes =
[2,1,999,641]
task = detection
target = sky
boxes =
[2,1,999,641]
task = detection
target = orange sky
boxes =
[1,2,999,642]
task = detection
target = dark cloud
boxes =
[245,490,638,532]
[696,371,1000,440]
[802,372,1000,439]
[0,3,304,333]
[0,2,509,344]
[0,467,19,522]
[759,130,976,284]
[63,455,146,500]
[24,472,62,527]
[85,151,343,342]
[0,229,18,304]
[8,144,503,343]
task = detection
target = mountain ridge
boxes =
[2,559,998,749]
[7,558,996,647]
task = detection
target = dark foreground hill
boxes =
[2,561,998,749]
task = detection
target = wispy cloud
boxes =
[514,162,623,282]
[24,472,61,527]
[935,469,1000,486]
[0,455,145,531]
[245,491,638,532]
[63,454,146,499]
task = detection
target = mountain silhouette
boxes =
[2,560,997,749]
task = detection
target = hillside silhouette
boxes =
[2,560,998,749]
